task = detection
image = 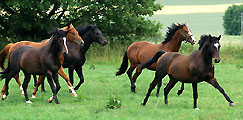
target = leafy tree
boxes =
[223,4,243,35]
[0,0,162,43]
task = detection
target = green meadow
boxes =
[1,0,243,120]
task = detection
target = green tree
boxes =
[223,4,243,35]
[0,0,162,43]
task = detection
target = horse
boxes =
[141,35,236,109]
[0,29,69,104]
[31,24,107,97]
[116,23,196,95]
[0,23,84,98]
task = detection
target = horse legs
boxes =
[57,66,77,97]
[1,78,10,100]
[74,67,84,90]
[192,82,199,109]
[33,75,46,92]
[207,78,235,107]
[177,82,184,96]
[51,73,60,104]
[32,75,45,98]
[13,74,24,96]
[46,72,59,104]
[142,73,166,106]
[126,64,136,93]
[68,67,74,85]
[164,75,178,105]
[22,73,32,103]
[156,81,162,97]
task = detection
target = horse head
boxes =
[178,23,196,45]
[61,23,84,47]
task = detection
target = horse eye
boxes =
[184,31,188,33]
[72,32,75,35]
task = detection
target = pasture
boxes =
[0,63,242,119]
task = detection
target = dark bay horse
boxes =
[116,23,196,94]
[32,24,107,97]
[141,35,235,109]
[0,23,83,97]
[0,29,69,104]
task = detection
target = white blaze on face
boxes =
[187,28,196,41]
[214,43,220,50]
[63,37,68,54]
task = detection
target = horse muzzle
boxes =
[214,58,221,63]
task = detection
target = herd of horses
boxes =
[0,22,235,109]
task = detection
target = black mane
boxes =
[75,23,97,35]
[162,23,185,44]
[198,34,219,50]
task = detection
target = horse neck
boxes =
[81,31,94,53]
[199,45,213,65]
[162,30,183,52]
[45,37,62,59]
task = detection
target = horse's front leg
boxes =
[192,82,199,109]
[207,78,235,107]
[46,72,59,104]
[22,73,32,104]
[57,66,77,97]
[13,74,24,96]
[74,66,84,90]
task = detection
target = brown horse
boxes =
[141,35,235,109]
[31,24,108,98]
[116,23,196,94]
[0,29,69,104]
[0,23,83,98]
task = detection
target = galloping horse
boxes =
[0,23,84,98]
[32,24,108,97]
[116,23,196,95]
[0,29,69,104]
[141,35,235,109]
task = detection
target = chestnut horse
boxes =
[32,24,108,97]
[0,23,83,98]
[116,23,196,94]
[141,35,235,109]
[0,29,69,104]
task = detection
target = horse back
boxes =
[9,40,49,53]
[127,41,161,67]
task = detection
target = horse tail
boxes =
[0,43,13,70]
[0,56,11,80]
[140,50,166,70]
[116,50,128,76]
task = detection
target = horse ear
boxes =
[218,35,221,40]
[49,27,59,34]
[178,23,181,26]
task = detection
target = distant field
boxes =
[156,0,243,5]
[0,63,242,119]
[150,13,225,35]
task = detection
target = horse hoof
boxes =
[194,108,200,110]
[48,97,53,103]
[156,94,159,97]
[141,103,146,106]
[41,89,46,92]
[72,93,78,97]
[26,100,33,104]
[55,100,60,104]
[177,91,182,96]
[229,103,236,107]
[1,95,6,100]
[31,95,36,99]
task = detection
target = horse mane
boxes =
[75,23,97,35]
[162,23,185,44]
[198,34,216,50]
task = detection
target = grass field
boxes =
[0,63,242,119]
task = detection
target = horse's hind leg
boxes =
[58,66,77,97]
[1,71,19,100]
[177,82,184,96]
[207,78,235,107]
[156,81,162,97]
[22,73,32,103]
[164,75,178,105]
[13,74,24,96]
[126,64,136,93]
[142,72,166,106]
[32,75,45,98]
[74,67,84,90]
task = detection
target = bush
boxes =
[223,4,243,35]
